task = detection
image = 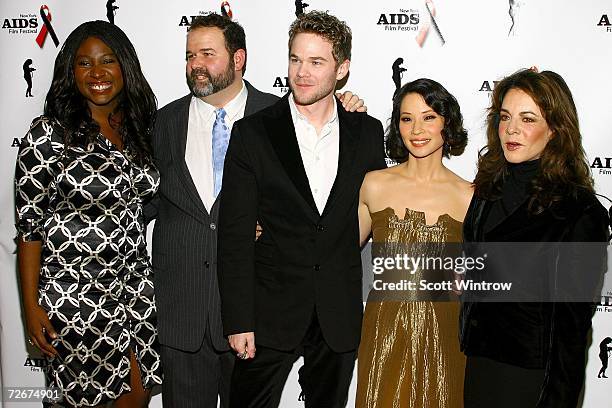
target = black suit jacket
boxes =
[460,190,609,408]
[146,81,278,352]
[218,94,387,353]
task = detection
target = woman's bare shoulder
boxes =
[444,171,474,211]
[361,165,402,197]
[363,165,400,185]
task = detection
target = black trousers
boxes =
[464,355,546,408]
[161,329,234,408]
[229,313,356,408]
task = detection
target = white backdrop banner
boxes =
[1,1,611,407]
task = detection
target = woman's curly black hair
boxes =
[386,78,467,162]
[44,20,156,166]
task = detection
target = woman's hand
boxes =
[24,303,58,357]
[18,241,57,357]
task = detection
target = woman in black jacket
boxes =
[461,69,609,407]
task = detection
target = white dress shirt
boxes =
[185,81,248,212]
[289,95,340,214]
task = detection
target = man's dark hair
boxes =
[190,13,247,74]
[288,10,352,67]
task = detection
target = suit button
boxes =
[314,264,320,271]
[316,224,324,232]
[470,319,478,327]
[210,223,216,230]
[205,261,210,268]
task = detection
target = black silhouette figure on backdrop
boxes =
[106,0,118,25]
[391,57,406,96]
[598,337,612,378]
[295,0,309,17]
[22,59,36,97]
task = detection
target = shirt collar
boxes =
[191,80,248,121]
[289,93,338,128]
[224,80,248,121]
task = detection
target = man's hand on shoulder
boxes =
[336,91,367,112]
[229,332,256,360]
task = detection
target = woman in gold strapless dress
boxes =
[356,78,472,408]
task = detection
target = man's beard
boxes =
[186,61,235,98]
[290,76,336,106]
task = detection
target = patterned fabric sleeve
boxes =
[14,118,59,242]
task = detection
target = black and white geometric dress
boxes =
[15,117,163,407]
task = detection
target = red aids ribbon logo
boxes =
[35,5,59,48]
[416,0,445,47]
[221,1,233,19]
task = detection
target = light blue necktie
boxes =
[212,108,229,198]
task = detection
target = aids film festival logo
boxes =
[377,1,444,47]
[179,11,209,29]
[478,80,499,93]
[377,7,420,32]
[598,14,611,33]
[478,67,537,94]
[24,356,50,373]
[179,1,234,28]
[272,76,290,95]
[591,156,612,176]
[2,13,38,34]
[2,4,59,48]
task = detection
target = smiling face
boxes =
[74,36,124,112]
[288,32,349,106]
[398,92,445,159]
[185,27,236,98]
[498,88,552,163]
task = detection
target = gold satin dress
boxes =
[356,208,466,408]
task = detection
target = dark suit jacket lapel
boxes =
[244,80,269,116]
[170,94,210,217]
[212,80,276,208]
[321,104,359,218]
[264,95,319,216]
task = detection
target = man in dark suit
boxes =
[147,14,278,407]
[218,11,387,407]
[147,13,367,407]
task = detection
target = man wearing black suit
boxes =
[148,13,367,407]
[218,11,387,408]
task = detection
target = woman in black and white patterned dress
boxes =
[15,21,162,407]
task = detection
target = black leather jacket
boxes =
[460,189,609,408]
